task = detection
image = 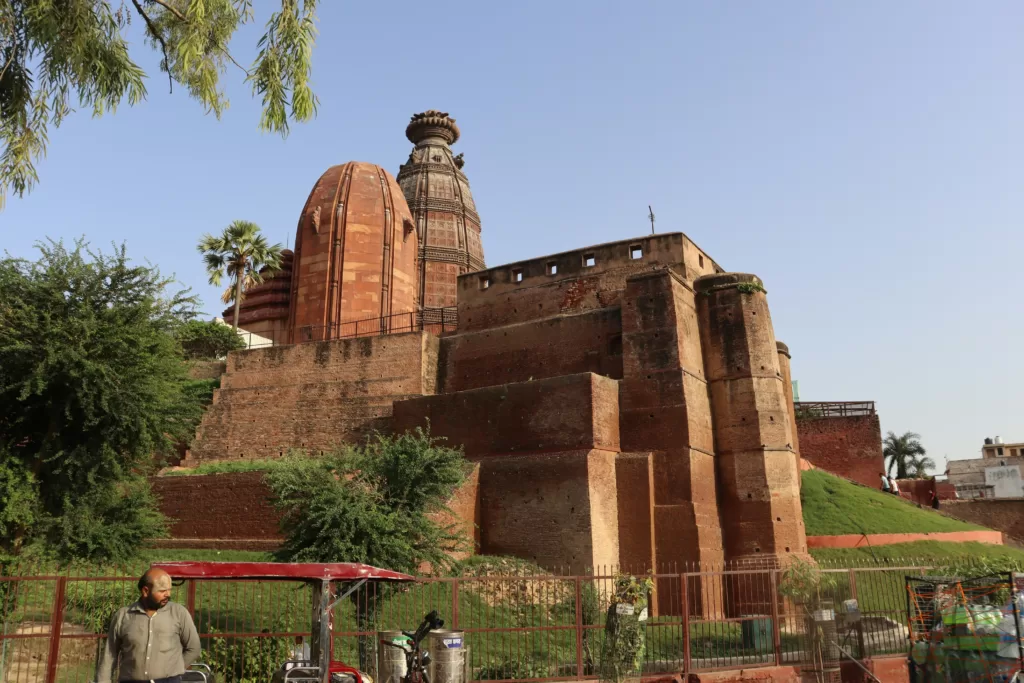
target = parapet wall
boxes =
[942,499,1024,543]
[187,332,439,463]
[456,233,721,333]
[796,414,884,488]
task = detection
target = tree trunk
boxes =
[232,275,243,331]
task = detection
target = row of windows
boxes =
[479,243,668,290]
[987,446,1022,457]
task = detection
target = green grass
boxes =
[801,469,985,535]
[160,459,280,476]
[810,540,1024,566]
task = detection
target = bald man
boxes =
[96,568,200,683]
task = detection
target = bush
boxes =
[178,320,246,360]
[476,657,550,681]
[205,628,293,683]
[599,575,653,683]
[65,581,135,634]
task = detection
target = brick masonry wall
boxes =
[187,361,227,380]
[796,414,884,489]
[477,449,619,573]
[942,499,1024,542]
[151,467,481,553]
[150,472,283,548]
[438,308,623,393]
[393,373,620,457]
[187,332,438,463]
[456,233,720,333]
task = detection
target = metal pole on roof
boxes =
[648,205,655,234]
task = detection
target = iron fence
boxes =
[793,401,876,419]
[0,560,921,683]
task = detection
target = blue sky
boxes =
[2,1,1021,468]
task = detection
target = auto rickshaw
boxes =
[153,562,416,683]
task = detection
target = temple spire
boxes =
[397,110,485,311]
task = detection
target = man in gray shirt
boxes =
[96,568,200,683]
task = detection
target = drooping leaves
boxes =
[0,1,321,209]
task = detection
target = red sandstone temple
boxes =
[192,111,810,604]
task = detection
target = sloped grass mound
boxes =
[810,540,1024,566]
[801,469,984,536]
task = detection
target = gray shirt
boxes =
[96,601,200,682]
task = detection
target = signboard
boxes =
[984,465,1023,498]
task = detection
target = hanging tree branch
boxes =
[130,0,173,94]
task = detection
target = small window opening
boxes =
[479,276,490,290]
[583,253,596,268]
[512,268,523,283]
[699,254,704,267]
[630,244,643,260]
[546,262,558,275]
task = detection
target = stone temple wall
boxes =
[186,332,438,462]
[181,231,810,612]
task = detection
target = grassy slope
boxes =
[801,469,984,535]
[810,540,1024,565]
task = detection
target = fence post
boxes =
[44,576,67,683]
[681,573,691,674]
[575,577,583,680]
[769,569,782,667]
[187,580,197,617]
[451,579,459,629]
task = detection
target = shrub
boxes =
[205,628,293,683]
[476,657,550,681]
[599,574,653,683]
[178,320,246,360]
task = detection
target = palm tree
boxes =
[883,431,928,479]
[909,455,937,479]
[197,221,284,330]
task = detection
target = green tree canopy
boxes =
[0,1,320,209]
[197,220,283,330]
[265,429,470,572]
[884,430,932,479]
[0,239,202,565]
[178,318,246,359]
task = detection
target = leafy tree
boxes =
[0,0,320,209]
[178,318,246,359]
[265,428,470,668]
[0,239,203,565]
[265,429,470,570]
[198,220,283,331]
[884,431,929,479]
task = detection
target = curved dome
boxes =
[223,250,294,336]
[287,162,418,341]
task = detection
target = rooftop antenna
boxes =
[648,205,655,235]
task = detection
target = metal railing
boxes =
[0,559,920,683]
[793,401,876,419]
[298,308,458,344]
[234,309,459,350]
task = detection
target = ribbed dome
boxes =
[223,250,293,327]
[287,162,418,341]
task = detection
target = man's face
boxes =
[142,575,172,610]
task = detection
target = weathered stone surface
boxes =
[397,111,485,309]
[798,414,884,488]
[288,161,419,341]
[695,273,809,575]
[776,341,801,483]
